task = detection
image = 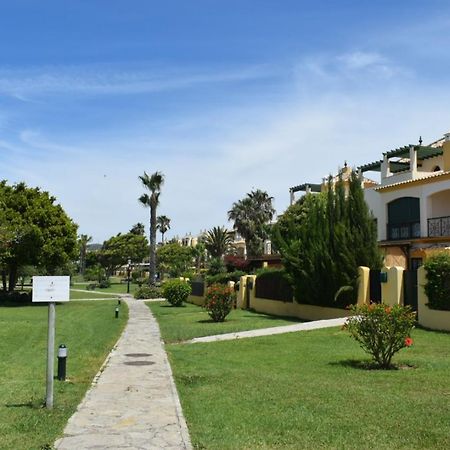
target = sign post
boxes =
[32,276,70,409]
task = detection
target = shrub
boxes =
[162,279,192,306]
[206,270,246,285]
[134,285,162,299]
[98,279,111,289]
[0,291,32,304]
[86,283,97,290]
[204,283,236,322]
[424,253,450,311]
[344,303,416,369]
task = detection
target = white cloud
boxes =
[0,63,278,99]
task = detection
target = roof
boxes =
[374,170,450,191]
[359,144,444,174]
[289,183,322,193]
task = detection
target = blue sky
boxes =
[1,1,450,242]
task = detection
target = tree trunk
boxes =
[149,204,157,285]
[8,265,17,292]
[2,270,6,292]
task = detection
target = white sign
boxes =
[32,276,70,302]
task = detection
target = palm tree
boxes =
[78,234,92,275]
[129,222,145,235]
[139,171,164,284]
[156,215,171,244]
[228,189,275,258]
[203,226,234,259]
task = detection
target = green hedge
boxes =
[424,253,450,311]
[206,270,246,285]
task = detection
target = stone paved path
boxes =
[186,317,348,344]
[55,296,192,450]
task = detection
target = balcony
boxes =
[387,222,421,240]
[428,216,450,237]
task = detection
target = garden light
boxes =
[115,306,119,318]
[57,344,67,381]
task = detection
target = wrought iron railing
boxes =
[387,222,421,240]
[428,216,450,237]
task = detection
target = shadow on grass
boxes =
[6,399,44,409]
[330,359,417,371]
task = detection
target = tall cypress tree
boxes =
[273,169,381,307]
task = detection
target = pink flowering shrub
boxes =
[204,283,235,322]
[344,303,416,369]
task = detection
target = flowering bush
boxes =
[162,280,192,306]
[204,283,236,322]
[344,303,416,369]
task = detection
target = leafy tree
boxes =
[228,189,275,257]
[98,232,148,276]
[203,226,234,259]
[0,181,78,291]
[78,234,92,275]
[139,171,164,284]
[156,215,171,243]
[156,242,193,278]
[272,171,381,307]
[192,241,207,272]
[130,223,145,235]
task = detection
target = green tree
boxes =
[98,232,148,277]
[272,171,381,307]
[156,215,171,243]
[203,226,234,259]
[0,181,78,291]
[139,171,164,284]
[156,242,193,278]
[78,234,92,275]
[228,189,275,257]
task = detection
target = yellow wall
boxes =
[251,296,348,321]
[357,266,370,305]
[381,266,404,306]
[417,266,450,331]
[188,294,205,306]
[443,140,450,171]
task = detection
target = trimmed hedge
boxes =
[206,270,246,285]
[424,253,450,311]
[134,285,162,300]
[162,279,192,306]
[255,268,293,302]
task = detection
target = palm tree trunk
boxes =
[149,203,157,284]
[161,231,165,244]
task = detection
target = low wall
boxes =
[188,294,205,306]
[251,296,348,321]
[417,266,450,332]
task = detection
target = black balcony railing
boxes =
[428,216,450,237]
[387,222,421,240]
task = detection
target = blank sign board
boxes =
[32,276,70,302]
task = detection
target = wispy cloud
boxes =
[0,63,278,100]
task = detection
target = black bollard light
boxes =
[115,306,119,318]
[57,344,67,381]
[118,299,121,306]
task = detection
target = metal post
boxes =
[46,302,55,409]
[127,259,131,294]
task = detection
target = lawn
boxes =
[0,300,128,450]
[70,289,119,300]
[72,281,138,295]
[147,301,303,343]
[162,326,450,449]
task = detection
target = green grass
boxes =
[0,300,128,450]
[70,289,119,299]
[147,301,302,343]
[163,327,450,449]
[73,281,138,295]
